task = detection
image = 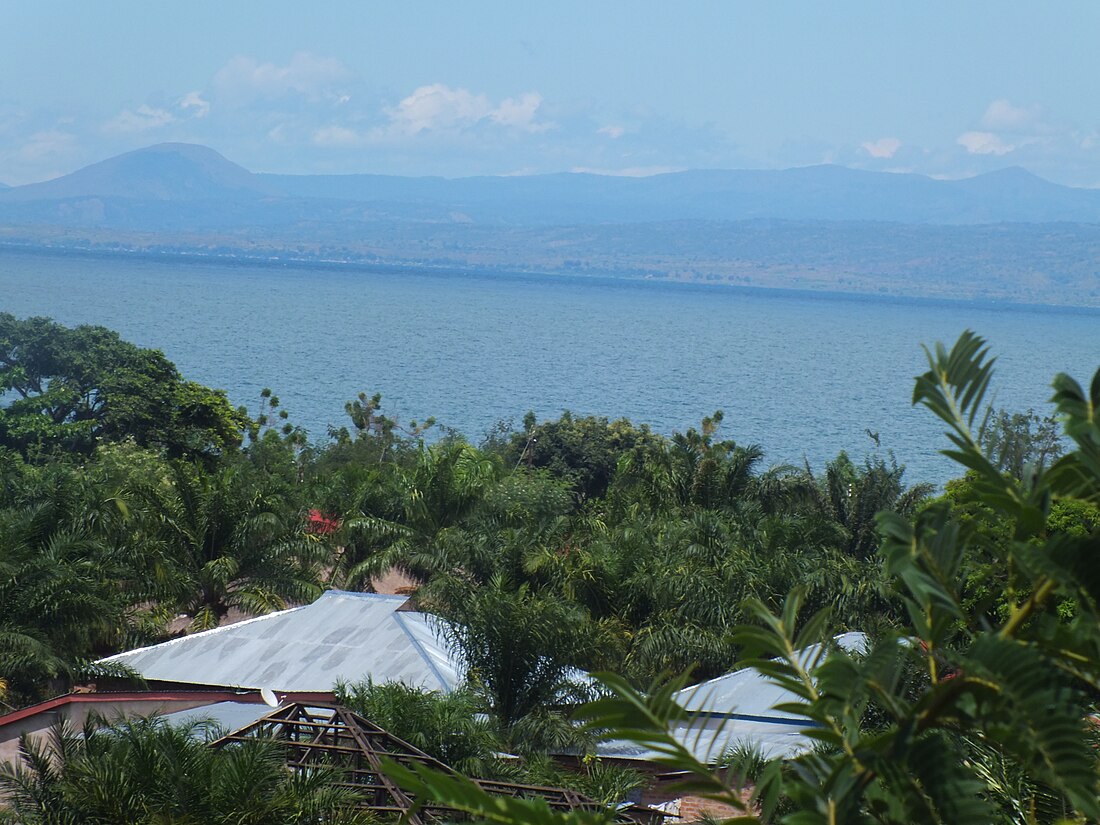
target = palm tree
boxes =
[0,480,129,699]
[613,412,787,514]
[348,442,502,585]
[435,573,596,746]
[802,450,934,559]
[0,716,373,824]
[337,680,505,778]
[134,461,323,631]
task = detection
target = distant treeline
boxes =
[5,216,1100,306]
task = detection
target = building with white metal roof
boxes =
[98,592,866,766]
[98,591,460,693]
[597,632,869,763]
[674,631,868,717]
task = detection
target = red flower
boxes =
[306,509,341,535]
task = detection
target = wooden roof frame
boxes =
[210,702,664,824]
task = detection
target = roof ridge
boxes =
[321,590,408,601]
[392,611,454,693]
[99,603,308,663]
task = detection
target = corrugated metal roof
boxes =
[598,715,811,763]
[674,632,869,717]
[102,600,865,766]
[598,632,870,764]
[99,592,460,693]
[159,701,274,734]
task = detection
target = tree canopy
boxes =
[0,313,246,460]
[5,315,1096,824]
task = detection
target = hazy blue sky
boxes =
[2,2,1098,185]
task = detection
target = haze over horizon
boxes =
[3,3,1100,187]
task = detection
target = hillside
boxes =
[2,142,1100,306]
[0,143,276,202]
[6,143,1100,225]
[260,163,1100,225]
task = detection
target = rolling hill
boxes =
[0,143,276,203]
[4,142,1100,226]
[2,143,1100,306]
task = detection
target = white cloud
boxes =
[385,83,549,135]
[179,90,210,118]
[597,125,625,139]
[980,99,1043,132]
[212,52,352,103]
[103,104,176,133]
[387,84,492,134]
[490,92,549,132]
[861,137,901,159]
[956,131,1016,156]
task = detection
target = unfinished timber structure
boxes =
[210,702,663,824]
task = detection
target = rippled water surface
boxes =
[3,249,1099,486]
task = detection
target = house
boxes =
[0,688,328,765]
[0,591,458,764]
[1,588,866,823]
[597,632,869,821]
[97,590,459,693]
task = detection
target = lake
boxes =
[3,248,1099,487]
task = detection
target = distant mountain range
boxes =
[1,143,1099,306]
[4,142,1100,225]
[262,164,1100,225]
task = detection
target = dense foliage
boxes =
[4,316,1096,823]
[0,316,931,707]
[0,716,373,824]
[390,332,1100,825]
[0,313,246,461]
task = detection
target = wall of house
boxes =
[0,696,230,765]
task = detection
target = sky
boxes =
[2,2,1099,186]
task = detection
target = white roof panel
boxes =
[598,715,812,763]
[674,632,868,717]
[99,592,461,693]
[599,632,869,764]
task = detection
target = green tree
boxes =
[322,390,437,466]
[0,465,130,700]
[803,450,933,560]
[351,441,502,584]
[0,313,247,461]
[389,331,1100,825]
[337,680,504,777]
[134,461,323,631]
[508,411,659,501]
[979,406,1064,483]
[0,716,373,824]
[436,573,596,747]
[613,411,773,513]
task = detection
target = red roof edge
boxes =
[0,689,336,728]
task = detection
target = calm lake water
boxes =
[3,249,1099,487]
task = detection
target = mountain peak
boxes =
[982,164,1038,177]
[0,142,276,202]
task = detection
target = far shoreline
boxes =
[3,239,1100,319]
